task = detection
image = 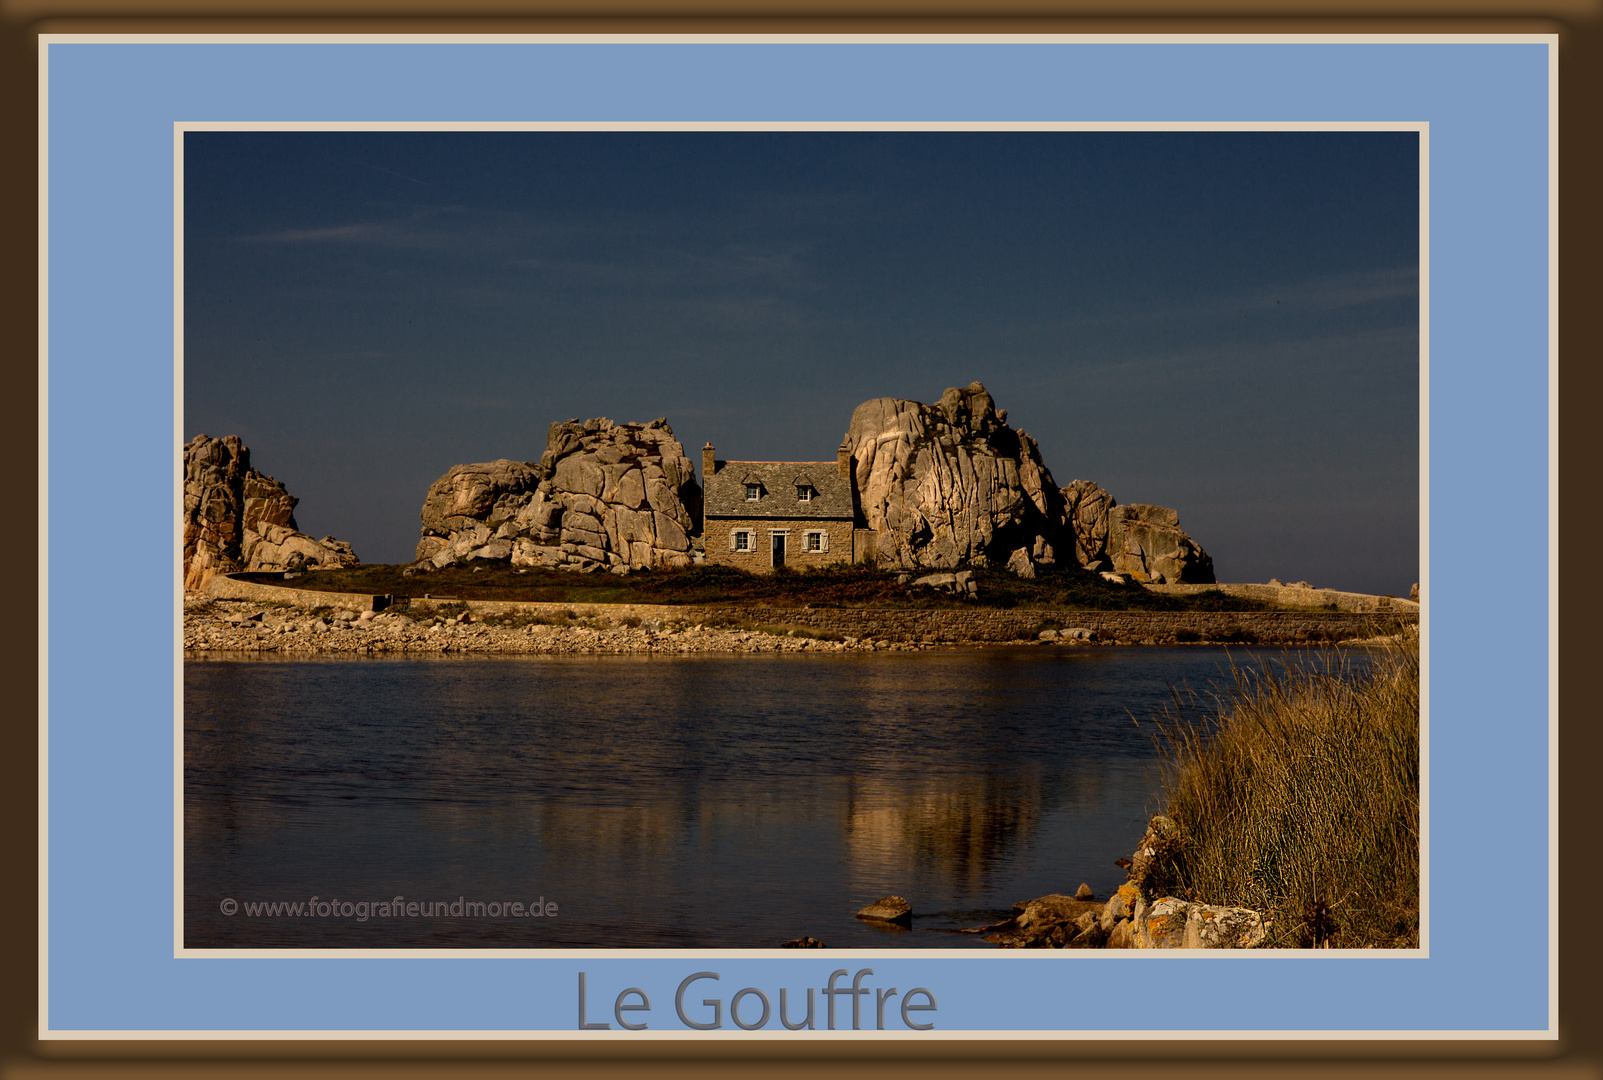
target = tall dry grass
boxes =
[1146,630,1420,948]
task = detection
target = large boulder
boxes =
[1106,503,1215,584]
[418,459,541,537]
[842,382,1068,570]
[415,417,702,573]
[1130,897,1267,949]
[183,434,359,591]
[1058,483,1213,583]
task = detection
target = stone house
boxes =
[701,442,872,571]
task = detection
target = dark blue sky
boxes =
[184,131,1419,594]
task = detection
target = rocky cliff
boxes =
[843,383,1215,581]
[182,434,359,591]
[842,382,1070,571]
[414,417,702,573]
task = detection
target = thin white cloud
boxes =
[242,220,404,245]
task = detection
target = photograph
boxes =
[179,128,1423,955]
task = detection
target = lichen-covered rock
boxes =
[842,382,1068,570]
[415,417,702,573]
[1101,885,1137,932]
[1130,896,1268,949]
[183,434,359,591]
[1133,896,1193,949]
[1183,903,1269,949]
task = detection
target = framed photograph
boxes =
[40,35,1555,1040]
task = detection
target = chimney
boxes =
[837,438,852,479]
[703,442,717,480]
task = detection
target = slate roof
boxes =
[704,461,855,520]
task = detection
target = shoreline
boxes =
[184,593,1410,657]
[195,574,1416,653]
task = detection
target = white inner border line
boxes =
[167,118,1433,970]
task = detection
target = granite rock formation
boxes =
[414,417,702,573]
[1035,477,1214,583]
[841,382,1215,581]
[1105,503,1215,585]
[183,434,359,591]
[842,382,1069,571]
[1059,478,1116,569]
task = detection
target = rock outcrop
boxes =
[841,382,1215,581]
[972,813,1267,950]
[855,896,913,925]
[1057,482,1214,583]
[842,382,1069,571]
[183,434,359,591]
[1059,479,1116,569]
[414,417,702,573]
[1106,503,1215,585]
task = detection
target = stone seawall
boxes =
[205,574,1414,645]
[1145,582,1419,615]
[724,605,1412,644]
[205,575,394,613]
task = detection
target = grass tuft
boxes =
[1144,629,1419,948]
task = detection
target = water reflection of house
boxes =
[843,776,1043,893]
[701,442,875,572]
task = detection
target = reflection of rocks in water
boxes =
[514,801,687,871]
[844,775,1043,894]
[857,918,910,935]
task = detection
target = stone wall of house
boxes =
[703,517,856,572]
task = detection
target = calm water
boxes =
[184,647,1324,949]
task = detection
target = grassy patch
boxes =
[235,561,1275,612]
[1142,631,1420,948]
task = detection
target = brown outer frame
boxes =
[7,7,1595,1078]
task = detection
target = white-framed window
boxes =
[796,485,813,502]
[731,529,751,552]
[804,530,828,553]
[745,483,761,500]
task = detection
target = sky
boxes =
[184,131,1419,595]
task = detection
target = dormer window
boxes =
[745,483,761,500]
[796,485,814,502]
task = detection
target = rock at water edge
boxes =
[856,896,913,924]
